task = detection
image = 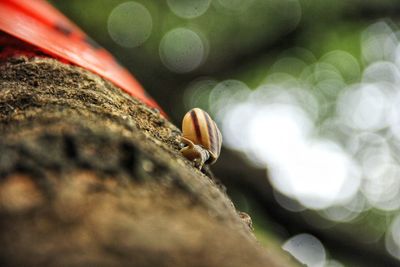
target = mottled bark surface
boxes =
[0,57,293,267]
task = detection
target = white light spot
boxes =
[167,0,211,19]
[388,91,400,141]
[108,2,152,48]
[270,140,360,209]
[362,21,397,64]
[337,84,392,131]
[361,158,400,211]
[282,234,326,267]
[247,104,313,166]
[362,61,400,84]
[159,28,206,73]
[219,86,360,208]
[321,205,360,223]
[222,103,258,151]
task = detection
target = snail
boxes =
[180,108,222,169]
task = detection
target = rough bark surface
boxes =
[0,57,292,267]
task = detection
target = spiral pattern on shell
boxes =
[181,108,222,164]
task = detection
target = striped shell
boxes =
[182,108,222,164]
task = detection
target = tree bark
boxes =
[0,57,296,267]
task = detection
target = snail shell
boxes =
[181,108,222,164]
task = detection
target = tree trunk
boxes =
[0,56,295,267]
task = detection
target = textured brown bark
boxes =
[0,57,294,267]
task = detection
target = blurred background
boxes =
[50,0,400,266]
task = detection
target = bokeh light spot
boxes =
[107,2,152,48]
[320,50,361,83]
[337,84,392,131]
[271,57,307,77]
[159,28,206,73]
[167,0,211,19]
[362,21,397,64]
[362,61,400,84]
[282,234,326,267]
[270,140,360,209]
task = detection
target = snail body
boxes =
[180,108,222,169]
